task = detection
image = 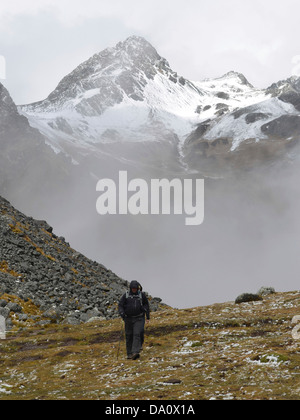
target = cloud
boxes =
[1,0,300,102]
[0,9,131,103]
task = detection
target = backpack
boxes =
[125,290,143,302]
[124,288,144,317]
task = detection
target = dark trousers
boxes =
[125,316,144,356]
[140,316,145,347]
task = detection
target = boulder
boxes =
[257,287,276,297]
[6,302,23,313]
[235,293,263,304]
[0,307,10,319]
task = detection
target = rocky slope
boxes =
[0,290,299,400]
[0,196,162,329]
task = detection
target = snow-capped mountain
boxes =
[190,73,300,151]
[21,36,204,148]
[184,73,300,175]
[19,35,300,175]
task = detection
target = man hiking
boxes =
[118,281,150,360]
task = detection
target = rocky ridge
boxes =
[0,196,162,329]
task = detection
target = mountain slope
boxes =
[0,290,299,400]
[183,75,300,175]
[185,74,300,165]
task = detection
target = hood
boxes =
[130,281,140,291]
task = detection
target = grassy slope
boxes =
[0,291,300,400]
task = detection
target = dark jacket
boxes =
[119,289,150,320]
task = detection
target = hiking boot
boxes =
[127,354,133,360]
[131,353,140,360]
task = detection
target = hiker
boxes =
[118,280,150,360]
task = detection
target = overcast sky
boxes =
[0,0,300,104]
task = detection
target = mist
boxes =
[13,146,299,310]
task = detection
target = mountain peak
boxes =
[115,35,161,64]
[118,35,152,48]
[22,35,169,115]
[219,71,254,88]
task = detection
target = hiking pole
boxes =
[117,321,125,361]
